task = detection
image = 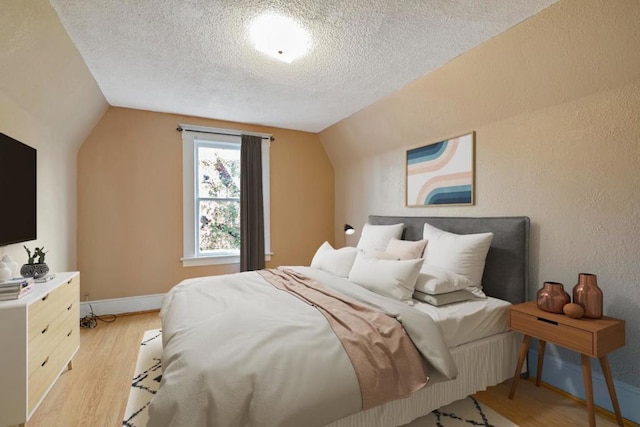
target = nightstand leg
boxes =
[536,340,546,387]
[600,354,624,426]
[581,354,596,427]
[509,335,531,399]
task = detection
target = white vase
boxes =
[1,255,18,278]
[0,262,12,282]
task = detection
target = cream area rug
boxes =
[123,329,517,427]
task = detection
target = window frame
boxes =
[181,127,271,267]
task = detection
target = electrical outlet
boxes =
[83,293,89,302]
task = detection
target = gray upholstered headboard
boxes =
[368,216,530,304]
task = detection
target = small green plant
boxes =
[24,246,47,264]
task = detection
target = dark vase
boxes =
[20,263,49,279]
[536,281,571,314]
[573,273,603,319]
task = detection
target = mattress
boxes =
[412,296,511,348]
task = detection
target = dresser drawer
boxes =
[27,346,59,414]
[59,314,79,364]
[510,310,593,354]
[56,276,79,306]
[28,290,60,343]
[28,316,60,377]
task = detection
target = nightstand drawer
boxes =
[510,310,592,354]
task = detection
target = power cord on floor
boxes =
[80,303,117,328]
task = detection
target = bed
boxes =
[148,215,530,427]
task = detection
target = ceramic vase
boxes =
[20,263,49,279]
[536,281,571,314]
[573,273,603,319]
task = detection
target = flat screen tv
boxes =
[0,132,37,246]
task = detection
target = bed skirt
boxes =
[325,330,521,427]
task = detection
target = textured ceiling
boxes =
[49,0,557,133]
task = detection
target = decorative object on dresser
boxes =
[20,245,49,279]
[0,261,11,281]
[406,131,475,207]
[536,281,571,314]
[508,301,625,427]
[1,254,18,278]
[0,277,33,301]
[573,273,603,319]
[0,272,80,427]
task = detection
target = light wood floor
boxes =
[25,311,636,427]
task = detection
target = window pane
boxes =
[198,146,240,199]
[199,200,240,253]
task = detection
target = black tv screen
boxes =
[0,132,37,246]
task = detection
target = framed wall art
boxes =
[406,131,475,206]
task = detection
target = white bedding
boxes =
[412,297,511,348]
[149,267,457,427]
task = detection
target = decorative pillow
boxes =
[413,289,474,306]
[386,238,427,260]
[370,250,401,261]
[414,266,475,295]
[348,251,423,302]
[422,222,493,288]
[356,223,404,252]
[310,242,358,278]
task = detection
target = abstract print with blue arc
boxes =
[406,132,474,206]
[425,185,472,205]
[407,141,448,165]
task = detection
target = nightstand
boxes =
[508,301,625,427]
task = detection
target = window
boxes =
[197,141,241,256]
[181,126,271,266]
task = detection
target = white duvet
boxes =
[148,267,456,427]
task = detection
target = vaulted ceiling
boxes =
[50,0,557,132]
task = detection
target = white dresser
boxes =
[0,272,80,427]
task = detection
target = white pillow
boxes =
[422,223,493,288]
[356,223,404,252]
[413,289,474,306]
[348,251,423,301]
[414,266,475,295]
[386,238,427,260]
[310,242,358,278]
[370,250,401,261]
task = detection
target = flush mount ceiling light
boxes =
[249,13,311,63]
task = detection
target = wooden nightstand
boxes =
[508,301,625,427]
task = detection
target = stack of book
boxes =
[0,277,34,301]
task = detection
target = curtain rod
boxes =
[177,124,274,141]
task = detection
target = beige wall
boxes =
[0,0,107,271]
[78,107,334,300]
[320,0,640,386]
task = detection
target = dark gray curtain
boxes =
[240,134,265,271]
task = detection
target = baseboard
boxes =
[80,294,165,317]
[529,348,640,424]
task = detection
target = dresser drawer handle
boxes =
[67,303,73,311]
[537,317,558,325]
[67,329,73,337]
[41,293,50,301]
[41,356,49,367]
[41,324,50,334]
